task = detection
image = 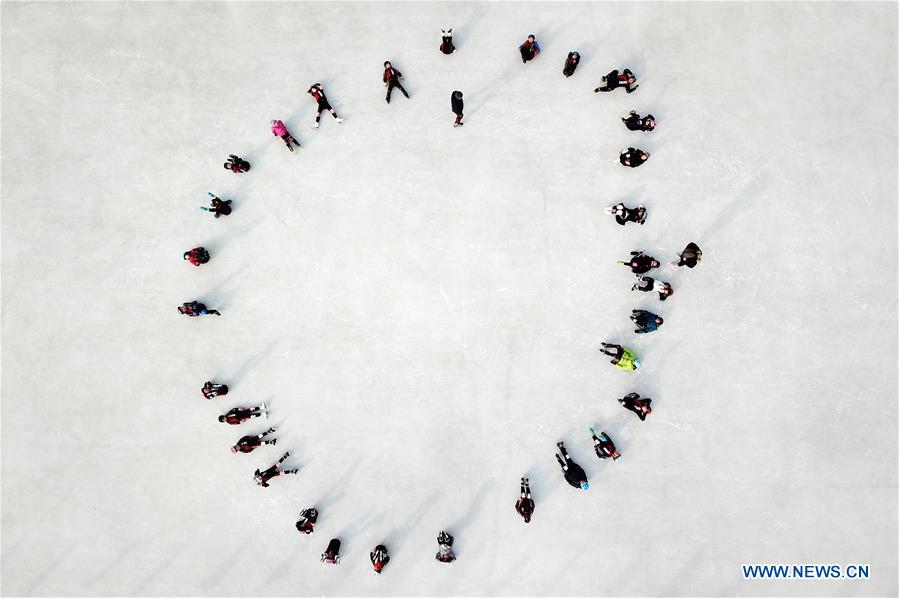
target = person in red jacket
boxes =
[254,451,299,487]
[231,427,277,453]
[218,402,267,425]
[519,35,541,63]
[183,246,210,267]
[515,477,535,523]
[383,61,409,104]
[307,83,343,128]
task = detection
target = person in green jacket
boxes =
[600,342,641,371]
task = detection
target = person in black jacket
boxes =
[223,154,250,173]
[439,28,455,54]
[201,381,228,399]
[621,251,660,274]
[296,507,318,534]
[383,61,409,103]
[451,90,464,127]
[370,545,390,574]
[590,428,620,460]
[605,202,646,226]
[231,427,277,454]
[623,110,655,131]
[619,392,652,421]
[620,147,650,168]
[202,193,232,218]
[254,451,298,487]
[515,477,535,523]
[595,68,638,93]
[563,51,580,77]
[677,242,702,268]
[555,441,588,490]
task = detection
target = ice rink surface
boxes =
[2,2,897,596]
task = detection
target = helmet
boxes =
[271,119,277,125]
[218,415,226,422]
[633,359,641,369]
[580,481,589,490]
[528,34,535,40]
[454,91,463,99]
[230,446,238,453]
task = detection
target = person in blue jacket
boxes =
[631,309,663,334]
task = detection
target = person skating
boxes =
[307,83,343,128]
[218,402,267,425]
[619,392,652,421]
[201,380,229,399]
[621,251,660,274]
[515,477,535,523]
[677,242,703,268]
[201,193,232,218]
[605,203,646,226]
[296,507,319,534]
[183,246,210,267]
[451,90,464,127]
[439,28,455,54]
[519,35,540,63]
[599,342,641,371]
[231,427,277,453]
[623,110,655,132]
[620,147,650,168]
[563,51,580,77]
[271,119,301,151]
[594,68,638,93]
[254,451,299,487]
[383,61,409,103]
[631,309,664,334]
[178,301,221,317]
[632,276,674,301]
[436,530,456,562]
[589,428,620,460]
[223,154,251,173]
[370,544,390,574]
[555,441,588,490]
[321,538,341,564]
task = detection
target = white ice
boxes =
[1,2,896,596]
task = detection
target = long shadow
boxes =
[314,458,362,511]
[444,477,496,559]
[383,491,440,557]
[201,218,260,257]
[216,337,283,388]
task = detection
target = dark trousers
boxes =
[386,80,408,102]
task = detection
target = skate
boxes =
[260,401,268,415]
[311,122,319,129]
[335,118,343,124]
[454,122,463,127]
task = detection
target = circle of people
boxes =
[179,28,704,572]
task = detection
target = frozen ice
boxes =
[1,2,896,596]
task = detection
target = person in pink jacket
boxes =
[271,119,301,152]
